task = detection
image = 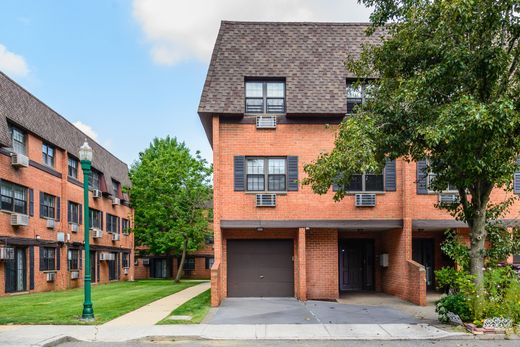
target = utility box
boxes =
[380,253,389,267]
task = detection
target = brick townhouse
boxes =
[198,21,520,307]
[0,72,134,295]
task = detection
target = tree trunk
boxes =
[174,236,189,283]
[469,205,488,288]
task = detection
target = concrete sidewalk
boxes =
[0,323,466,346]
[103,281,210,327]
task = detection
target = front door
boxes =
[5,247,26,293]
[412,239,435,288]
[151,258,168,278]
[339,239,374,291]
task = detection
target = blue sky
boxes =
[0,0,371,165]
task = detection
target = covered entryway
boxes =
[227,239,294,297]
[5,246,26,293]
[339,239,375,291]
[412,238,435,289]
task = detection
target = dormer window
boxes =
[9,126,26,155]
[245,80,285,114]
[346,80,374,114]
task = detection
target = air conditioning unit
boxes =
[99,252,115,261]
[256,115,277,129]
[439,193,459,204]
[57,232,65,243]
[0,247,14,260]
[355,193,376,207]
[71,270,80,279]
[112,233,120,241]
[112,197,120,206]
[123,267,129,275]
[70,223,79,233]
[10,213,29,227]
[92,189,102,198]
[11,153,29,168]
[142,258,150,265]
[46,272,56,282]
[46,218,55,229]
[256,194,276,207]
[91,228,103,239]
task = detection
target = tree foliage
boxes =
[303,0,519,286]
[129,137,212,281]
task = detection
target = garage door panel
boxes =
[227,239,294,297]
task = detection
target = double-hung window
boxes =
[68,249,80,270]
[106,214,118,233]
[89,171,101,190]
[346,80,374,114]
[68,157,78,178]
[344,172,384,192]
[205,257,214,269]
[246,157,286,192]
[68,201,80,224]
[9,126,26,155]
[112,180,120,198]
[122,253,130,268]
[245,81,285,114]
[122,218,130,235]
[41,193,56,219]
[0,181,27,214]
[89,209,102,229]
[42,247,56,271]
[183,258,195,271]
[42,143,55,167]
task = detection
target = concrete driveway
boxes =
[205,298,419,324]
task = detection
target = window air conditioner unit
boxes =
[92,189,102,199]
[46,272,56,282]
[46,218,55,229]
[256,193,276,207]
[355,193,376,207]
[112,233,120,241]
[71,270,80,279]
[123,267,129,275]
[10,213,29,227]
[142,258,150,265]
[112,197,120,206]
[91,228,103,239]
[256,115,277,129]
[439,193,459,204]
[11,153,29,168]
[70,223,79,233]
[57,232,65,243]
[99,252,115,261]
[0,247,15,260]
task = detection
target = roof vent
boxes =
[355,193,376,207]
[256,115,277,129]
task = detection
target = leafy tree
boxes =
[130,137,212,282]
[303,0,519,290]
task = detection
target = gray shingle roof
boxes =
[0,71,131,190]
[198,21,384,142]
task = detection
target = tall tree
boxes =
[303,0,519,289]
[130,137,212,282]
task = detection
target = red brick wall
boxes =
[305,229,339,300]
[0,132,134,295]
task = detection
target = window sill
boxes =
[342,191,386,195]
[1,209,28,215]
[244,113,287,116]
[245,191,287,195]
[42,270,57,273]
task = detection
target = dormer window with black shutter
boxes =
[89,170,101,190]
[346,80,374,114]
[245,80,285,114]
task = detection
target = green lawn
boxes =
[0,279,198,325]
[157,289,211,324]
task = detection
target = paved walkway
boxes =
[103,281,210,327]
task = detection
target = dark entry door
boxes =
[339,239,374,291]
[413,239,435,288]
[5,247,26,293]
[151,258,168,278]
[227,239,294,297]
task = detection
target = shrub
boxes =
[436,294,472,323]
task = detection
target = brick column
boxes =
[297,227,307,301]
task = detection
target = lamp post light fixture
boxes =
[79,140,94,321]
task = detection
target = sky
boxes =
[0,0,372,166]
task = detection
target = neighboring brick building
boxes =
[198,21,520,307]
[0,72,134,295]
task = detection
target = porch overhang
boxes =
[412,218,520,231]
[220,219,403,231]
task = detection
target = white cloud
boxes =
[73,121,98,141]
[132,0,372,65]
[0,44,29,77]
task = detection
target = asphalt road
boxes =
[59,339,520,347]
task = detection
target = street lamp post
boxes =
[79,140,94,321]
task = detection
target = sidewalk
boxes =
[0,323,466,346]
[103,281,210,327]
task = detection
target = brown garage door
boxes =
[227,239,294,297]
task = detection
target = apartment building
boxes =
[198,21,520,307]
[0,72,134,295]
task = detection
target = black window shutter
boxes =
[56,246,60,271]
[80,249,83,270]
[416,159,428,194]
[234,156,245,191]
[67,202,71,223]
[39,192,44,218]
[56,197,61,221]
[97,253,100,282]
[385,159,397,191]
[29,246,35,290]
[79,204,83,225]
[287,156,299,191]
[100,212,104,231]
[67,248,70,271]
[117,252,121,279]
[118,217,121,234]
[39,246,44,271]
[29,189,34,216]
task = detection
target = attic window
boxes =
[346,80,374,114]
[245,81,285,114]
